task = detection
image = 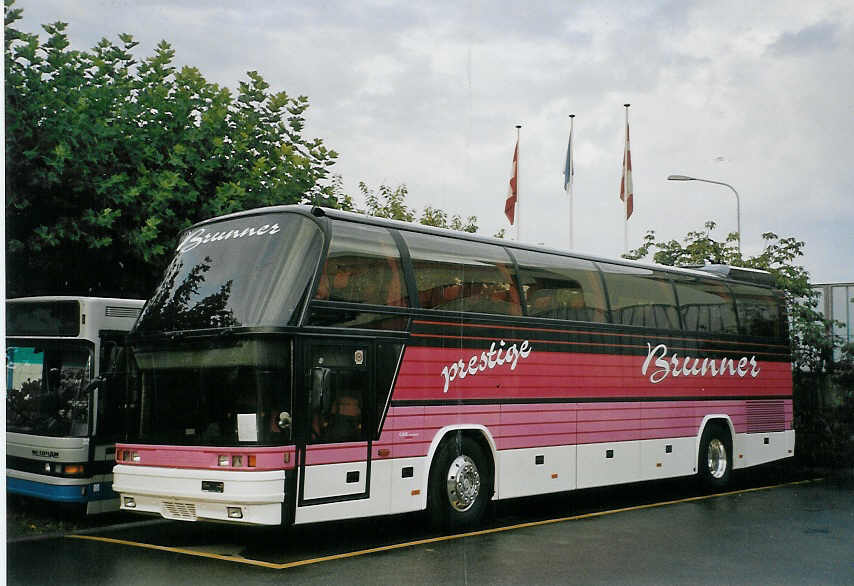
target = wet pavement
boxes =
[7,464,854,585]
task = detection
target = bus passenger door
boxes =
[89,332,129,513]
[299,340,374,505]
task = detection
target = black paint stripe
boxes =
[404,335,791,361]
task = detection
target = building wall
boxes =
[813,282,854,360]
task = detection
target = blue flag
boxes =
[563,117,574,196]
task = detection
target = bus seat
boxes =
[333,271,350,290]
[332,395,361,417]
[315,275,330,300]
[443,285,461,302]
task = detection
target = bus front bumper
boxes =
[113,464,286,525]
[7,474,91,503]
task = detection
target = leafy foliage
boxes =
[5,1,340,297]
[624,221,839,373]
[358,182,478,233]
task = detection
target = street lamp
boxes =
[667,174,741,254]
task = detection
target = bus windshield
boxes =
[6,341,94,437]
[136,212,323,334]
[126,338,292,446]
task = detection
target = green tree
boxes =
[5,2,340,298]
[359,182,415,223]
[358,182,478,233]
[624,221,839,373]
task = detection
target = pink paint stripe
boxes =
[119,396,792,469]
[394,347,792,401]
[115,444,296,471]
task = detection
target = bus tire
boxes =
[698,423,732,490]
[427,434,492,530]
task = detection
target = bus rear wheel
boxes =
[427,434,492,529]
[698,423,732,490]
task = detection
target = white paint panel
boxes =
[733,430,795,469]
[295,460,393,524]
[115,465,286,525]
[577,441,641,489]
[124,493,282,525]
[639,437,696,481]
[390,458,427,515]
[302,460,367,501]
[497,445,575,499]
[113,465,285,503]
[6,469,89,486]
[6,432,89,461]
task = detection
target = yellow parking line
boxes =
[67,534,283,569]
[67,478,821,570]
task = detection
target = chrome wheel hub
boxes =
[707,438,728,479]
[446,454,480,512]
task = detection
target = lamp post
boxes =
[667,174,741,254]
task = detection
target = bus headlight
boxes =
[123,496,136,509]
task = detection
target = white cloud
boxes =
[13,0,854,281]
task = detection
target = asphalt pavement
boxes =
[7,465,854,585]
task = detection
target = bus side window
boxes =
[671,276,739,335]
[402,232,522,316]
[730,283,784,337]
[598,263,680,330]
[313,221,409,308]
[514,249,608,323]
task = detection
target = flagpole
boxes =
[515,124,521,242]
[568,114,575,249]
[623,104,630,254]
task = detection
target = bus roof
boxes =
[183,205,778,290]
[7,296,146,306]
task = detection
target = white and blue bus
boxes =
[6,296,144,514]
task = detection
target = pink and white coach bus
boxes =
[112,206,794,528]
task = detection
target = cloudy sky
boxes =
[14,0,854,282]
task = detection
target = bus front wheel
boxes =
[427,434,492,529]
[698,423,732,490]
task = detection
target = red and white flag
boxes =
[620,114,633,219]
[504,134,519,225]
